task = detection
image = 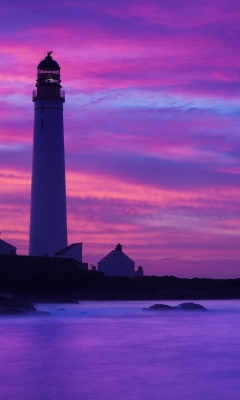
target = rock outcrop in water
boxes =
[174,302,208,311]
[143,302,208,311]
[0,295,50,316]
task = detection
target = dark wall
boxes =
[0,254,79,290]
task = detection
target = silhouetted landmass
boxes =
[143,302,208,311]
[0,254,240,302]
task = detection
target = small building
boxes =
[55,242,88,270]
[98,243,135,278]
[135,266,144,278]
[0,239,17,255]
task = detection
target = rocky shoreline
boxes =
[0,256,240,303]
[0,296,209,317]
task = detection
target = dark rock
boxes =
[144,301,208,312]
[0,296,37,312]
[0,295,50,316]
[174,302,208,311]
[148,304,174,310]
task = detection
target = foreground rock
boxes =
[174,302,208,311]
[0,296,50,316]
[143,302,208,312]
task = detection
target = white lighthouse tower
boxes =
[29,51,67,256]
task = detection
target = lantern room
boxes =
[36,51,61,86]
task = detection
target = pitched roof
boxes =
[0,239,17,250]
[98,250,115,263]
[98,249,134,264]
[55,242,82,256]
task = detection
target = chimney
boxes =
[115,243,122,251]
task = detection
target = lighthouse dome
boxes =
[36,51,62,87]
[38,52,60,71]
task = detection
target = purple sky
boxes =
[0,0,240,277]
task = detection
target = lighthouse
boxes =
[29,52,67,256]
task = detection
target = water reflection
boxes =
[0,301,240,400]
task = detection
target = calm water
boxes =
[0,300,240,400]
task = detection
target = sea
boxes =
[0,299,240,400]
